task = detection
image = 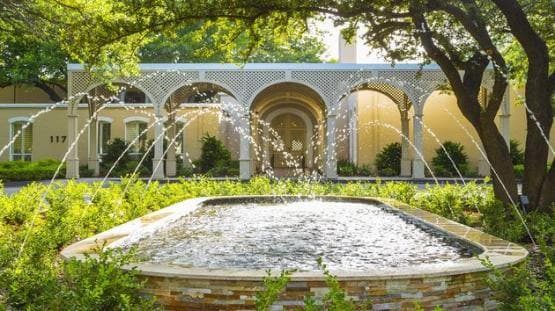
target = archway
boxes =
[250,82,326,177]
[162,82,240,177]
[339,81,415,177]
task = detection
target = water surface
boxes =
[132,200,478,271]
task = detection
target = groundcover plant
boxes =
[0,178,553,309]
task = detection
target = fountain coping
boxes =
[61,195,527,281]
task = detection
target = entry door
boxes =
[270,114,306,169]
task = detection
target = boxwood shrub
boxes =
[0,159,64,182]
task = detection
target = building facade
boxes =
[1,44,554,180]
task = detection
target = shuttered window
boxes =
[98,121,111,155]
[11,121,33,161]
[125,121,148,154]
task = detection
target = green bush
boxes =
[100,138,153,177]
[0,159,64,182]
[514,164,524,179]
[432,141,469,177]
[0,177,550,309]
[375,142,401,176]
[194,134,237,176]
[510,139,525,165]
[337,160,372,176]
[482,254,554,310]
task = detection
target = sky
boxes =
[313,17,388,63]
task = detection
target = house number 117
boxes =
[50,136,67,143]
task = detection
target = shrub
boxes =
[100,138,153,177]
[431,141,469,177]
[194,134,237,176]
[375,143,401,176]
[510,139,524,165]
[337,160,373,176]
[514,164,524,179]
[482,255,554,310]
[59,248,158,310]
[0,159,64,182]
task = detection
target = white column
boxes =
[151,113,165,179]
[500,89,511,148]
[325,113,338,179]
[412,111,425,179]
[165,120,177,177]
[88,117,100,176]
[239,114,251,180]
[66,102,80,179]
[348,94,358,164]
[400,109,411,176]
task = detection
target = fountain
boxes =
[62,195,527,309]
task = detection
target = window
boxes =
[125,120,148,154]
[98,121,111,155]
[10,120,32,161]
[124,90,146,104]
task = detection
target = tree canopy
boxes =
[0,2,325,101]
[1,0,553,210]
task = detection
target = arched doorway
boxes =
[250,83,326,177]
[266,110,313,172]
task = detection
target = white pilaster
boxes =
[348,94,358,164]
[325,113,338,179]
[239,114,251,180]
[165,120,177,177]
[88,117,100,176]
[151,113,165,179]
[499,88,511,148]
[66,102,80,179]
[400,109,411,176]
[412,112,425,179]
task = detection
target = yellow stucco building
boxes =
[1,42,553,179]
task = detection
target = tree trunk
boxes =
[492,0,554,211]
[477,117,519,205]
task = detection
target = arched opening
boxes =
[250,82,326,177]
[162,82,240,177]
[339,82,414,177]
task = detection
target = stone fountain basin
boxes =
[62,196,527,310]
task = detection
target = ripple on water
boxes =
[131,200,479,271]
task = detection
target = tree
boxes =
[2,0,552,210]
[140,21,325,63]
[0,1,67,101]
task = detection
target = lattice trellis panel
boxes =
[291,70,356,108]
[352,81,413,108]
[70,65,464,115]
[206,70,286,104]
[140,71,198,103]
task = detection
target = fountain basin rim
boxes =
[61,195,528,281]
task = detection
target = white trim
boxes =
[97,116,114,123]
[8,117,33,161]
[8,116,33,123]
[69,63,445,72]
[123,116,150,124]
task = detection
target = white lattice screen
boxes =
[69,64,496,113]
